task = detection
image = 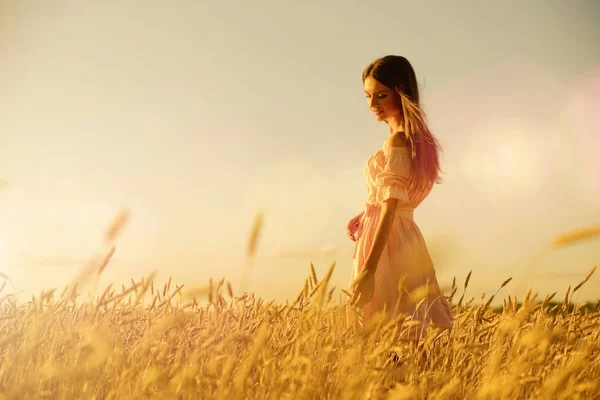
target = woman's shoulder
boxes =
[384,131,409,148]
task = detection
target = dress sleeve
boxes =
[375,148,410,203]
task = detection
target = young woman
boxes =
[346,55,453,340]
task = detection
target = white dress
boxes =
[348,140,453,338]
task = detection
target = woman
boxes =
[346,55,453,340]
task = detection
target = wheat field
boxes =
[0,213,599,399]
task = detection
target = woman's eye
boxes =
[366,94,387,99]
[365,94,387,100]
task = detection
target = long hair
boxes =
[362,55,442,192]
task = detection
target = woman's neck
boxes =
[386,113,404,134]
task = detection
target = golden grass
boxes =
[515,224,600,295]
[551,226,600,248]
[0,213,599,399]
[240,210,265,294]
[1,265,599,399]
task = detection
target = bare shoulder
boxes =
[385,131,408,148]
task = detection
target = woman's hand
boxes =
[348,267,375,308]
[346,212,363,242]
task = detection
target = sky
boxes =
[1,0,599,305]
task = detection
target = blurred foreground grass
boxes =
[0,264,599,400]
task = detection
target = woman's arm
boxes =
[362,197,398,274]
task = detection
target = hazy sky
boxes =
[1,1,599,305]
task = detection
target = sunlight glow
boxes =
[460,121,544,199]
[564,68,600,206]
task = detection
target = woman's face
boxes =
[363,76,402,122]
